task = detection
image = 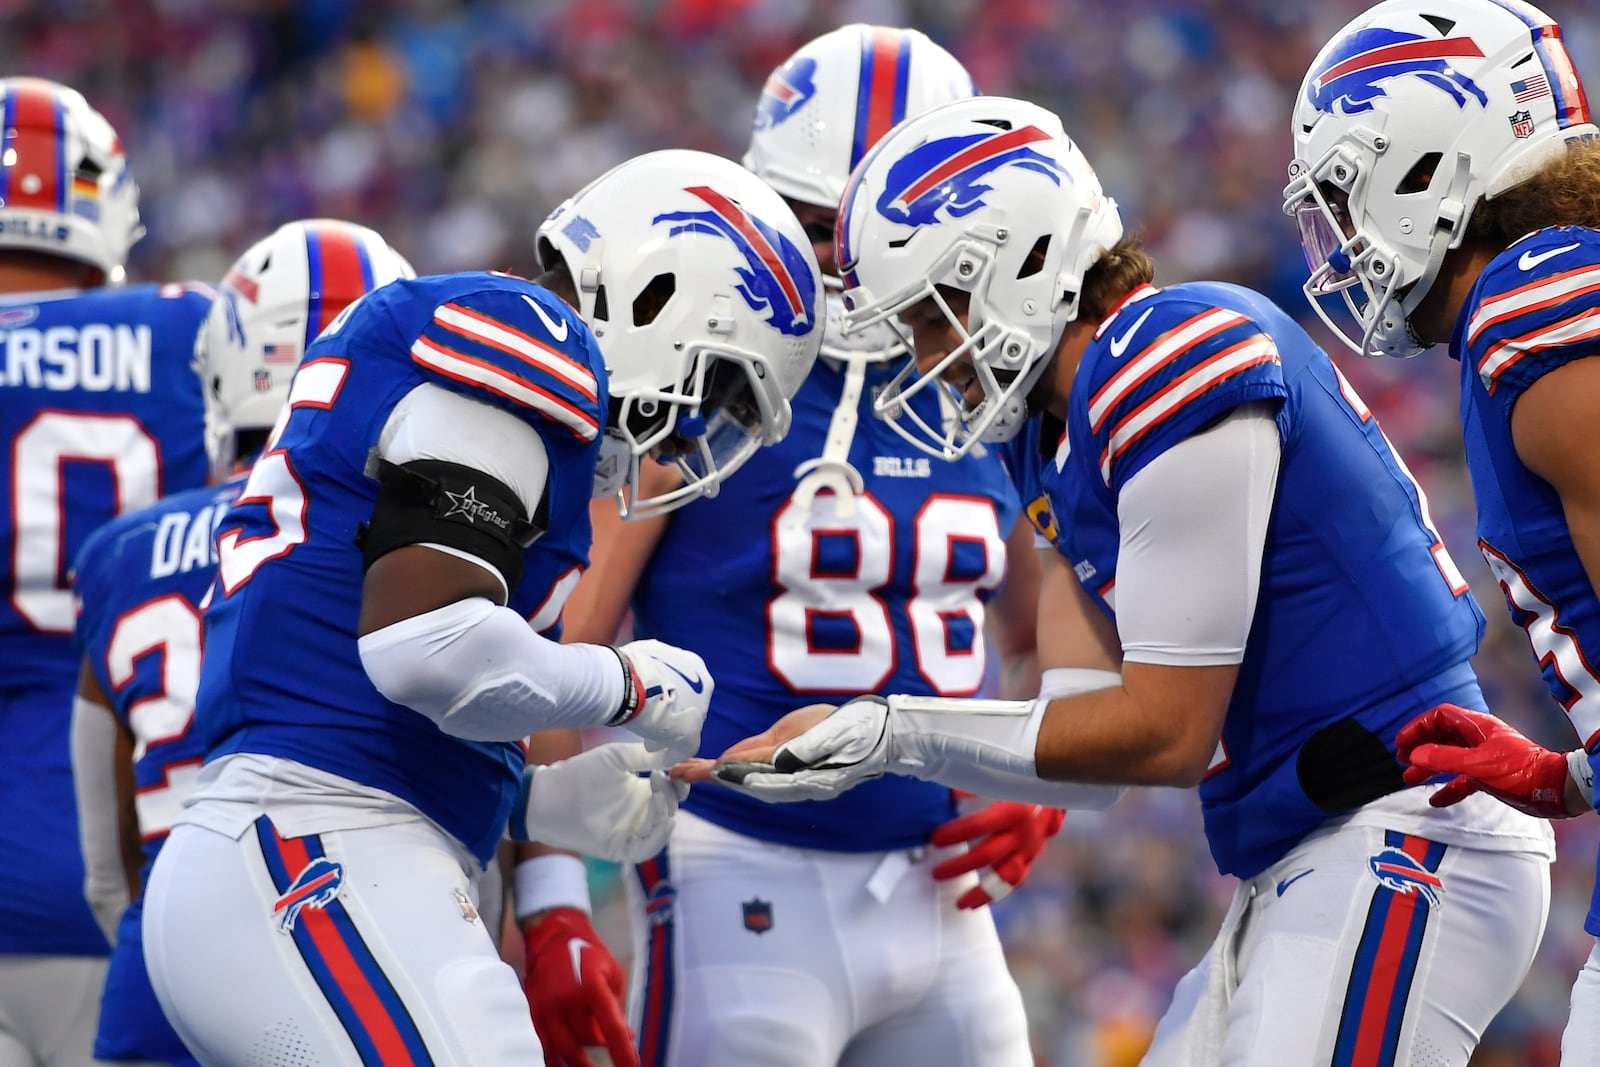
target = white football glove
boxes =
[511,743,687,863]
[715,696,892,801]
[610,639,713,763]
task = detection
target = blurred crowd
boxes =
[6,0,1598,1062]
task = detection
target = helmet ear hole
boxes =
[1016,234,1050,280]
[1397,153,1443,195]
[632,273,676,327]
[592,284,609,322]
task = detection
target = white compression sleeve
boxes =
[359,597,625,741]
[1114,404,1280,667]
[887,667,1126,809]
[71,696,128,945]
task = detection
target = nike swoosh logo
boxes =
[1107,307,1155,358]
[522,294,570,342]
[568,937,589,980]
[665,662,706,694]
[1519,242,1579,272]
[1276,869,1314,897]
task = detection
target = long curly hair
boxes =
[1467,139,1600,243]
[1078,236,1155,322]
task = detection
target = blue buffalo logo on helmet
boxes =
[654,185,817,338]
[755,56,818,130]
[874,125,1067,230]
[272,857,345,933]
[1367,847,1443,908]
[1308,28,1488,114]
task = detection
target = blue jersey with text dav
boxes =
[72,478,239,1066]
[198,274,604,864]
[1453,226,1600,933]
[0,282,209,956]
[1036,281,1485,878]
[635,357,1021,851]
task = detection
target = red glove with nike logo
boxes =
[930,801,1065,909]
[523,908,636,1067]
[1396,703,1581,820]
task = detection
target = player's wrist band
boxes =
[605,647,646,727]
[514,855,592,921]
[1569,748,1595,812]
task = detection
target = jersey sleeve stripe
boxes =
[1477,306,1600,394]
[410,335,599,442]
[1088,309,1249,433]
[1465,265,1600,346]
[1099,337,1280,484]
[433,303,598,402]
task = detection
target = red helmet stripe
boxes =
[897,125,1052,209]
[3,82,65,212]
[684,184,805,318]
[304,224,371,348]
[1315,37,1485,87]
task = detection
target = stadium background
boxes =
[9,0,1597,1062]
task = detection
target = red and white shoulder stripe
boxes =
[411,301,600,442]
[1096,326,1279,484]
[1468,263,1600,394]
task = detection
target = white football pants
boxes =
[625,810,1032,1067]
[1142,822,1550,1067]
[142,817,537,1067]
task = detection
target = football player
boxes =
[1282,0,1600,1060]
[138,149,823,1066]
[515,27,1049,1067]
[0,78,212,1067]
[692,96,1558,1066]
[70,219,413,1067]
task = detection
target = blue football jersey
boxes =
[72,479,234,1067]
[635,357,1022,851]
[0,282,209,956]
[198,273,605,865]
[1047,282,1486,878]
[1453,225,1600,933]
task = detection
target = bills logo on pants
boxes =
[274,856,345,933]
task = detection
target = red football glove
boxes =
[523,908,637,1067]
[929,801,1066,909]
[1396,703,1580,820]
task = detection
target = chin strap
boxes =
[787,354,870,524]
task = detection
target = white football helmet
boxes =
[537,149,824,518]
[743,24,977,215]
[1284,0,1596,358]
[0,78,142,284]
[746,25,978,369]
[836,96,1123,459]
[194,219,414,478]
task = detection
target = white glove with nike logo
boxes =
[608,639,714,764]
[511,742,687,863]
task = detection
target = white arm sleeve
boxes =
[1114,404,1280,667]
[885,668,1126,809]
[377,382,551,600]
[359,597,626,741]
[71,696,128,945]
[360,382,624,739]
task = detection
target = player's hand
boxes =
[930,801,1066,909]
[512,743,688,861]
[614,640,714,763]
[705,696,890,801]
[1396,703,1581,819]
[523,908,637,1067]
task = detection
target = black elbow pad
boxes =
[356,452,547,590]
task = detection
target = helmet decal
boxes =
[755,56,818,130]
[653,185,818,338]
[875,125,1067,229]
[1308,28,1488,114]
